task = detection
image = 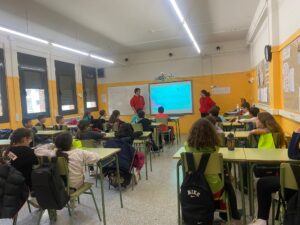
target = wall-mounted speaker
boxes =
[97,68,105,78]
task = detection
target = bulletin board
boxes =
[282,37,300,112]
[257,59,270,104]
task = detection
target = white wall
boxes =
[102,40,250,83]
[278,0,300,44]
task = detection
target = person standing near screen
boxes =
[199,89,216,117]
[130,88,145,113]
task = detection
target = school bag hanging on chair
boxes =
[180,153,215,225]
[31,157,69,210]
[288,132,300,160]
[283,164,300,225]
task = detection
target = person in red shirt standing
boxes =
[199,89,216,118]
[130,88,145,113]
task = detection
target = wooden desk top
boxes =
[104,131,152,139]
[222,122,244,127]
[243,148,293,163]
[173,147,246,162]
[224,131,250,138]
[37,130,64,136]
[0,139,10,146]
[82,148,120,160]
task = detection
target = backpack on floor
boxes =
[180,153,215,225]
[31,157,69,210]
[108,168,132,188]
[283,164,300,225]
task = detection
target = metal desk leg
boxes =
[98,162,106,225]
[238,163,246,225]
[175,121,179,144]
[149,144,153,172]
[115,155,123,208]
[177,160,182,225]
[177,120,181,142]
[249,164,255,219]
[144,142,148,180]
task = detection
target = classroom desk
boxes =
[169,117,181,144]
[0,139,10,146]
[222,121,245,131]
[224,131,250,139]
[243,148,296,218]
[150,122,162,147]
[82,147,122,225]
[173,147,247,225]
[36,130,64,142]
[103,132,153,180]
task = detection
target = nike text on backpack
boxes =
[180,153,215,225]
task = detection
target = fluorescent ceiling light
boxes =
[169,0,201,54]
[52,43,89,56]
[0,26,49,44]
[90,54,114,64]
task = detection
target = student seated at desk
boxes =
[240,102,251,116]
[208,105,225,122]
[23,118,48,146]
[238,107,259,123]
[35,132,101,190]
[104,123,144,187]
[155,106,175,143]
[82,111,93,123]
[249,112,285,149]
[248,128,300,225]
[53,115,67,130]
[137,110,152,132]
[107,110,125,132]
[184,119,241,222]
[205,115,223,133]
[131,108,142,124]
[92,109,107,131]
[76,120,104,141]
[4,128,38,190]
[35,115,47,130]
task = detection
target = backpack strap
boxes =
[196,153,211,174]
[185,152,196,172]
[290,164,300,188]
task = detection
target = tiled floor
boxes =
[2,138,258,225]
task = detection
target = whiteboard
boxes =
[108,84,150,115]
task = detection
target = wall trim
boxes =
[278,110,300,123]
[255,103,279,115]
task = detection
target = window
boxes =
[82,66,98,112]
[55,60,78,115]
[18,53,50,119]
[0,49,9,122]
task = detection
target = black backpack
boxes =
[180,153,215,225]
[31,157,70,210]
[288,132,300,160]
[283,164,300,225]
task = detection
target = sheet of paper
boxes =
[282,45,291,61]
[212,87,231,95]
[289,68,295,92]
[101,94,107,103]
[283,62,290,93]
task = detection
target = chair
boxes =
[218,133,226,147]
[275,163,300,225]
[177,152,231,225]
[132,123,143,132]
[156,118,172,148]
[36,157,101,224]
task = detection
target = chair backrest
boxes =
[156,118,169,125]
[112,123,119,132]
[180,152,224,177]
[247,133,259,148]
[56,157,70,193]
[132,123,143,132]
[280,163,299,191]
[218,133,226,147]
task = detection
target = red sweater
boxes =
[130,95,145,111]
[155,113,169,132]
[199,96,216,113]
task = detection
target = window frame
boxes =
[18,52,50,119]
[55,60,78,116]
[81,65,98,112]
[0,49,9,123]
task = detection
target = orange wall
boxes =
[98,71,253,134]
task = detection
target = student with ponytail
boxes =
[35,132,101,189]
[4,128,38,189]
